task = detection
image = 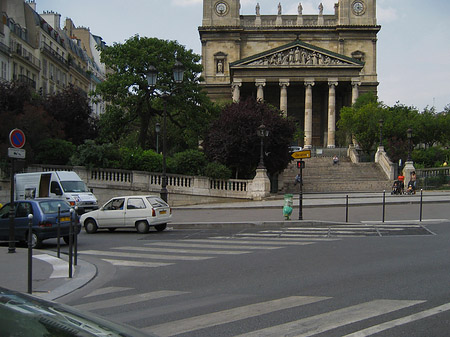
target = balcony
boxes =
[41,42,67,68]
[16,74,36,89]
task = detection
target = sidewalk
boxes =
[0,191,448,300]
[0,245,96,301]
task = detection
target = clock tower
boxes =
[202,0,240,27]
[338,0,376,26]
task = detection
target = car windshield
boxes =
[146,197,168,208]
[39,200,71,214]
[60,181,89,193]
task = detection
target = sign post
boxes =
[8,129,26,253]
[297,160,305,220]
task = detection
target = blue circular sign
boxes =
[9,129,26,149]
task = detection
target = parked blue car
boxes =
[0,199,80,248]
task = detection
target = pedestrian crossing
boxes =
[71,287,450,337]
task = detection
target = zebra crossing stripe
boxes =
[79,250,213,261]
[84,286,132,298]
[74,290,187,311]
[186,238,325,244]
[113,246,252,255]
[343,302,450,337]
[235,299,425,337]
[101,259,174,268]
[143,296,330,337]
[145,241,284,250]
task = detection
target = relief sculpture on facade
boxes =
[248,47,349,67]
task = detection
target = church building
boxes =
[199,0,380,148]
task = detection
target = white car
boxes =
[80,195,172,234]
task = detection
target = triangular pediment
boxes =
[230,40,364,69]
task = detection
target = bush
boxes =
[119,147,162,172]
[35,138,76,165]
[70,140,120,169]
[170,149,207,176]
[412,147,449,168]
[204,162,232,179]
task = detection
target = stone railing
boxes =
[20,165,270,206]
[416,167,450,178]
[375,146,395,180]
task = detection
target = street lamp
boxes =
[155,122,160,154]
[257,124,269,169]
[145,61,185,202]
[378,119,384,147]
[407,128,413,162]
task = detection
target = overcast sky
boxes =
[36,0,450,112]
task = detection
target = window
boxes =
[103,198,125,211]
[127,198,146,210]
[16,202,33,218]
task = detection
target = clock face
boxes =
[215,1,229,16]
[352,0,365,15]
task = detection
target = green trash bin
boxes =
[283,194,293,220]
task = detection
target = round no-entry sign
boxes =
[9,129,26,149]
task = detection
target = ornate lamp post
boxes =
[407,128,413,162]
[378,119,384,147]
[155,122,160,154]
[146,61,185,202]
[257,124,269,169]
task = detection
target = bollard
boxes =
[345,195,349,223]
[69,208,74,278]
[27,213,33,294]
[419,189,423,222]
[382,190,386,223]
[57,204,61,258]
[74,206,78,266]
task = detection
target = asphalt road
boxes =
[55,203,450,337]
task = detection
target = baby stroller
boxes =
[391,176,404,195]
[406,180,416,195]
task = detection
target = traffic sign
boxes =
[291,149,311,159]
[8,147,26,159]
[9,129,26,149]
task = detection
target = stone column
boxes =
[304,79,315,149]
[255,79,266,102]
[352,79,361,105]
[327,79,338,148]
[232,79,242,103]
[279,79,290,116]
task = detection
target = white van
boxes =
[15,171,98,214]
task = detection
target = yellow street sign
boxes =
[291,150,311,159]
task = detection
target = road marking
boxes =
[235,299,425,337]
[143,296,330,337]
[145,241,284,250]
[74,290,187,311]
[113,246,251,255]
[101,259,174,268]
[209,237,337,242]
[344,302,450,337]
[33,254,69,278]
[84,286,132,298]
[79,250,213,261]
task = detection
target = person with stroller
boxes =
[391,175,404,195]
[406,171,417,194]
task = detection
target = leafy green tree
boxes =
[96,35,217,150]
[34,139,76,165]
[70,140,120,169]
[204,97,295,179]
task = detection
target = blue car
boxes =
[0,199,80,248]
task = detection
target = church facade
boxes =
[199,0,380,148]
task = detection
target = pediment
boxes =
[230,40,364,69]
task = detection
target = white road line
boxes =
[144,296,330,337]
[235,299,425,337]
[74,290,187,311]
[33,254,69,278]
[113,246,251,255]
[84,286,132,298]
[79,250,213,261]
[145,242,284,250]
[209,237,338,242]
[101,259,174,268]
[344,302,450,337]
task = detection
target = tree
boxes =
[44,85,98,145]
[204,97,295,179]
[96,35,217,150]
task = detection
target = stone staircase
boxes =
[279,156,392,194]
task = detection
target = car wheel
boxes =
[84,219,98,234]
[63,236,71,245]
[136,221,149,234]
[154,223,167,232]
[29,232,42,249]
